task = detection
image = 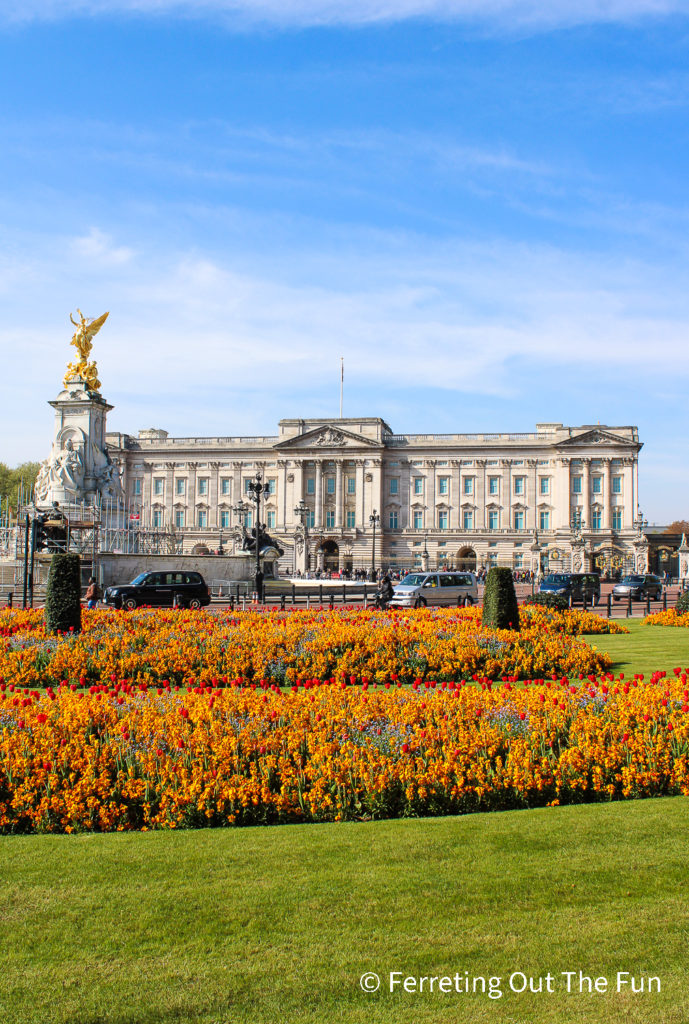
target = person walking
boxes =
[85,577,100,610]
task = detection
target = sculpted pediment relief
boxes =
[559,429,633,448]
[274,424,383,451]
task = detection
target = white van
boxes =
[389,571,479,608]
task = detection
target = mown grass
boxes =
[593,618,689,680]
[1,798,688,1024]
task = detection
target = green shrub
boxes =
[44,553,82,634]
[523,592,569,611]
[481,567,520,632]
[676,589,689,615]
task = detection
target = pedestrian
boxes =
[85,576,100,609]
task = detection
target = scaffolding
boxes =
[7,497,180,605]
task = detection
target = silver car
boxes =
[389,571,479,608]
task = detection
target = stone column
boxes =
[231,461,242,508]
[501,458,511,530]
[527,459,537,532]
[165,461,175,527]
[582,458,591,529]
[278,460,288,529]
[335,460,343,529]
[476,459,486,530]
[142,461,153,525]
[187,463,197,531]
[426,460,436,530]
[603,458,612,529]
[315,459,323,528]
[557,457,570,531]
[451,459,461,530]
[356,459,365,528]
[209,461,219,527]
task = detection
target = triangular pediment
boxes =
[273,424,383,451]
[559,428,633,448]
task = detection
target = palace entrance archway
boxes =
[320,539,340,572]
[456,546,477,571]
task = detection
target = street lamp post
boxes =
[369,509,380,577]
[245,472,267,602]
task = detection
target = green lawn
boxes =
[593,618,689,680]
[1,798,688,1024]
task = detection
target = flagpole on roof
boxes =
[339,357,344,419]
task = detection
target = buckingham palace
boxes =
[105,416,646,576]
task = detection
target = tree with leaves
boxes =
[0,461,41,511]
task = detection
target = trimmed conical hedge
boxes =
[44,553,82,635]
[481,566,520,632]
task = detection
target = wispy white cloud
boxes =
[71,227,135,265]
[0,0,686,29]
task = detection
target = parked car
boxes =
[102,570,211,610]
[389,571,478,608]
[612,574,664,602]
[538,572,600,606]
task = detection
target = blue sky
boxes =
[1,1,688,522]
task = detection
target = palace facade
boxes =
[106,417,646,575]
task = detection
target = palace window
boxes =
[413,477,424,495]
[306,510,315,528]
[347,477,356,494]
[572,477,582,494]
[266,479,276,495]
[514,553,524,569]
[489,477,500,496]
[326,509,335,529]
[132,479,142,496]
[488,511,499,530]
[197,509,207,528]
[389,511,399,529]
[438,511,448,530]
[592,476,602,494]
[591,509,602,530]
[514,511,525,531]
[346,510,355,528]
[153,478,164,496]
[463,510,474,530]
[514,476,525,496]
[244,511,253,529]
[390,478,399,495]
[539,511,550,531]
[306,478,315,495]
[438,477,449,496]
[152,508,163,528]
[220,510,230,528]
[326,477,335,495]
[612,476,622,494]
[220,478,230,495]
[198,478,208,496]
[266,510,276,528]
[539,477,549,495]
[176,478,186,496]
[463,477,474,496]
[413,510,424,529]
[174,509,185,529]
[612,509,623,530]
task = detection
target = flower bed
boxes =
[642,609,689,627]
[0,606,615,689]
[1,670,687,833]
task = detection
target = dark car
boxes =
[538,572,600,606]
[612,574,663,602]
[103,570,211,610]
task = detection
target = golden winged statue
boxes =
[63,309,109,391]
